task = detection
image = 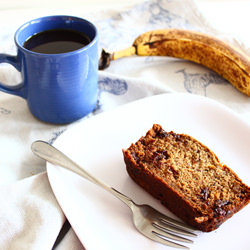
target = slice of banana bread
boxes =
[122,124,250,232]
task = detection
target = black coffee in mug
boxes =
[23,28,91,54]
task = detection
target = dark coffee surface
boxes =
[24,28,91,54]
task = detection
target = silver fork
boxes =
[31,140,198,249]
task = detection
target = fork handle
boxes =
[31,140,135,208]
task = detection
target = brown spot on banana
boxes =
[99,29,250,96]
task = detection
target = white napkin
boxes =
[0,172,65,249]
[0,0,250,249]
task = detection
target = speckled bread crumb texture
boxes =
[123,124,250,232]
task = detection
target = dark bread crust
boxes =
[123,124,250,232]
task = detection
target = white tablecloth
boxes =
[0,0,250,249]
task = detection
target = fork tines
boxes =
[152,211,198,249]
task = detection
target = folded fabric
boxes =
[0,172,65,250]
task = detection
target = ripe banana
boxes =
[99,29,250,96]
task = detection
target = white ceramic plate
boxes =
[47,93,250,250]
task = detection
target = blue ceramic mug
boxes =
[0,15,98,124]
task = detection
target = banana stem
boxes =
[112,46,136,60]
[99,46,136,70]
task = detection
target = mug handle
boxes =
[0,54,25,98]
